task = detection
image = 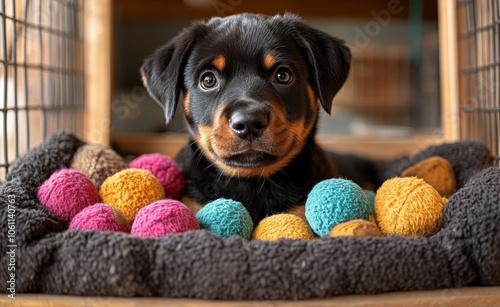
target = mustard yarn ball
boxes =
[252,213,314,241]
[374,177,447,237]
[99,169,165,223]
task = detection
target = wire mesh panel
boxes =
[0,0,84,180]
[335,46,412,127]
[457,0,500,165]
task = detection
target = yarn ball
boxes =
[196,198,253,239]
[99,168,165,224]
[70,144,127,189]
[252,213,314,241]
[129,153,185,200]
[330,219,384,237]
[374,177,447,237]
[37,169,100,223]
[305,178,370,236]
[69,203,129,232]
[364,190,376,215]
[131,199,200,238]
[401,156,457,197]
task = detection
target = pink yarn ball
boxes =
[129,153,185,200]
[69,203,130,232]
[131,199,199,238]
[37,169,100,223]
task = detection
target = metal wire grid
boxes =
[335,46,413,127]
[0,0,84,180]
[458,0,500,165]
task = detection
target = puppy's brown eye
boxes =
[274,68,293,84]
[201,72,217,89]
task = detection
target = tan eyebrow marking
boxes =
[263,53,276,70]
[211,55,226,71]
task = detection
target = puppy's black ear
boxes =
[140,24,203,124]
[295,21,351,114]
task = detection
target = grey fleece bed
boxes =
[0,131,499,300]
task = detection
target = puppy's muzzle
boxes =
[228,104,269,141]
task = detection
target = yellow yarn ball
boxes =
[99,169,165,224]
[330,219,384,237]
[375,177,447,237]
[252,214,314,241]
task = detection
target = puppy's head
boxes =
[141,13,350,178]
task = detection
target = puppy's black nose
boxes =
[229,109,269,140]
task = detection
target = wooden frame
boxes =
[83,0,113,145]
[438,0,460,141]
[3,286,500,306]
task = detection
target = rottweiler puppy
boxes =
[141,13,379,224]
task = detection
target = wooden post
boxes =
[438,0,460,141]
[83,0,112,145]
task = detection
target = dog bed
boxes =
[1,131,499,300]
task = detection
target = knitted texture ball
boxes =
[196,198,253,239]
[401,156,457,197]
[70,144,127,190]
[131,199,200,238]
[374,177,447,237]
[305,178,370,236]
[330,219,384,237]
[69,203,129,232]
[364,190,376,215]
[37,169,100,223]
[99,168,165,224]
[129,153,185,200]
[252,213,314,241]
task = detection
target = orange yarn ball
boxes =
[99,169,165,223]
[330,219,384,237]
[375,177,447,237]
[401,156,457,196]
[252,214,314,241]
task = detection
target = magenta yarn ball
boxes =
[69,203,130,232]
[129,153,185,200]
[37,169,100,223]
[131,199,200,238]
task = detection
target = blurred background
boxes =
[1,0,499,180]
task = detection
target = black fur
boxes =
[141,23,208,124]
[175,133,336,223]
[142,13,376,224]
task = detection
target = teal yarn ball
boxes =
[363,190,376,215]
[305,179,370,236]
[196,198,254,239]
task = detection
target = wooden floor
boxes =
[2,287,500,307]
